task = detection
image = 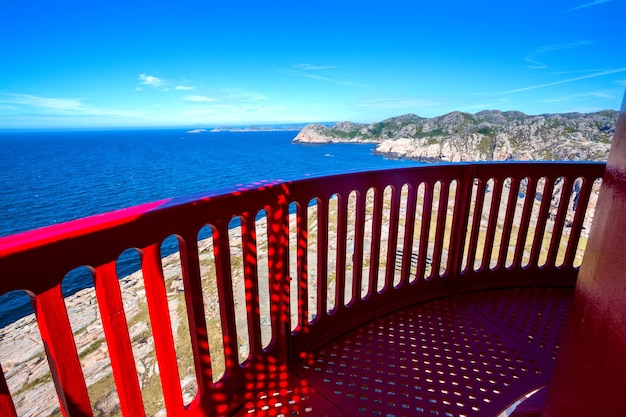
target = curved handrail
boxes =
[0,162,605,417]
[285,162,604,356]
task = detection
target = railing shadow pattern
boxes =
[0,162,604,417]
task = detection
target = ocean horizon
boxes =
[0,129,421,327]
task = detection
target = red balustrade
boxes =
[0,162,605,416]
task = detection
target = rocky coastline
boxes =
[293,110,618,162]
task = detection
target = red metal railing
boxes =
[0,162,604,417]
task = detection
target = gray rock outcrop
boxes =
[293,110,618,162]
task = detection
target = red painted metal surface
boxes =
[94,261,146,417]
[0,163,605,416]
[293,287,573,416]
[542,99,626,415]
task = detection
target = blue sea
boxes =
[0,129,420,327]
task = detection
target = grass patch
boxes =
[79,338,106,360]
[88,374,121,417]
[14,373,52,396]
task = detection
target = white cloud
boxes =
[223,90,269,102]
[549,68,605,75]
[540,91,616,103]
[303,73,369,87]
[355,97,442,110]
[566,0,612,12]
[138,73,164,87]
[525,41,593,69]
[0,94,87,112]
[460,101,510,111]
[293,63,337,71]
[285,69,368,87]
[185,95,217,103]
[284,63,369,87]
[175,85,194,90]
[502,67,626,94]
[0,93,159,121]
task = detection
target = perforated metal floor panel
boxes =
[292,287,573,417]
[234,387,349,417]
[232,369,350,417]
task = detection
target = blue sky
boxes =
[1,0,625,128]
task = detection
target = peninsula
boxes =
[293,110,618,162]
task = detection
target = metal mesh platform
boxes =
[235,287,573,417]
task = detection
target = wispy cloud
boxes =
[223,90,268,102]
[300,72,368,86]
[525,41,593,69]
[293,63,337,71]
[138,73,164,87]
[285,64,369,87]
[0,94,88,112]
[549,68,606,75]
[0,93,153,124]
[0,91,291,127]
[540,91,616,103]
[185,95,217,103]
[501,67,626,94]
[175,85,194,90]
[355,97,442,110]
[566,0,612,12]
[460,100,511,112]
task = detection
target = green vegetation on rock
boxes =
[293,109,618,162]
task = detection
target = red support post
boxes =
[543,92,626,416]
[0,363,17,417]
[94,262,146,417]
[33,286,93,417]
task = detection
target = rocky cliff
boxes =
[293,110,618,162]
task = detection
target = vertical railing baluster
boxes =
[335,194,348,311]
[417,183,433,279]
[141,243,183,415]
[399,184,418,286]
[176,235,214,396]
[296,202,309,327]
[529,179,555,266]
[368,188,383,293]
[352,191,366,302]
[94,262,146,417]
[431,181,451,278]
[496,177,519,270]
[212,225,240,376]
[563,178,594,266]
[513,177,538,268]
[33,285,93,417]
[465,178,485,272]
[269,189,290,362]
[449,168,474,285]
[547,178,575,266]
[241,214,262,354]
[0,363,18,417]
[317,198,329,315]
[481,178,502,269]
[384,186,402,290]
[482,178,503,270]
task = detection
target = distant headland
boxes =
[293,110,618,162]
[187,123,332,134]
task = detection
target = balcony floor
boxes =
[234,286,573,417]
